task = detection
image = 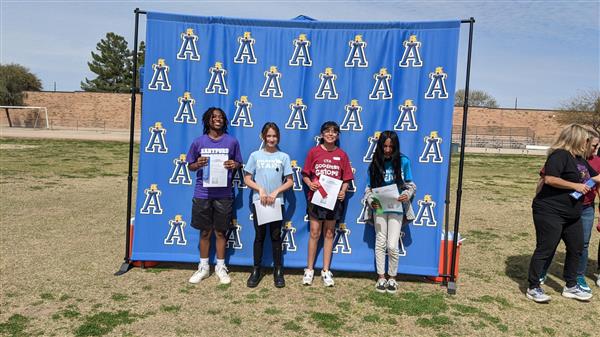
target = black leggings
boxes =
[251,205,283,267]
[528,211,583,288]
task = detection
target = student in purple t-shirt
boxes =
[186,107,243,285]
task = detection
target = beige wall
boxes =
[452,107,563,143]
[1,91,141,129]
[1,91,563,141]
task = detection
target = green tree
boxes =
[455,89,499,108]
[0,63,42,106]
[135,41,146,89]
[81,32,145,93]
[556,89,600,135]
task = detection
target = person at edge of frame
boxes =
[526,124,600,303]
[536,130,600,294]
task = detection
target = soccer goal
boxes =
[0,106,49,129]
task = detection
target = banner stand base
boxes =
[114,262,134,276]
[447,281,457,295]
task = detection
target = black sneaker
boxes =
[246,267,261,288]
[274,266,285,288]
[386,279,398,294]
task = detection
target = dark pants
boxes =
[528,211,583,288]
[251,205,283,267]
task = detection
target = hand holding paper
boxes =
[570,179,595,199]
[371,185,403,213]
[202,153,228,187]
[311,175,342,210]
[254,200,282,225]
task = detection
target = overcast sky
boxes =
[1,0,598,109]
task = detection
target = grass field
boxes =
[1,137,598,337]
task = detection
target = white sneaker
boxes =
[189,264,210,284]
[375,278,387,293]
[386,279,398,294]
[321,270,335,287]
[302,268,314,285]
[562,285,592,301]
[215,265,231,285]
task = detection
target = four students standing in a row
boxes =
[187,107,414,292]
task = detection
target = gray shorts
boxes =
[191,198,233,232]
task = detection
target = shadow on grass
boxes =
[505,251,599,294]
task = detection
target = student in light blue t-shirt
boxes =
[244,122,293,288]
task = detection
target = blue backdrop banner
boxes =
[132,12,460,277]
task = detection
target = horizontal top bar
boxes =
[136,8,474,24]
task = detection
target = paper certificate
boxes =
[202,153,229,187]
[371,185,403,213]
[311,175,343,211]
[253,199,283,226]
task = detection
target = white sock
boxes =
[216,259,225,268]
[199,258,209,268]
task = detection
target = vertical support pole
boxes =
[447,17,475,294]
[115,7,142,276]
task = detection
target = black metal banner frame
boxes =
[115,9,475,296]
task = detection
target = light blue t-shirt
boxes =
[244,149,293,204]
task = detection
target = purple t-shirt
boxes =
[186,134,243,199]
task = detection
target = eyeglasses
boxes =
[323,129,339,135]
[592,143,599,149]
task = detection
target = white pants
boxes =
[374,212,402,277]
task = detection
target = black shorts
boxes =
[307,200,344,221]
[191,198,233,231]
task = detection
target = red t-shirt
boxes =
[302,145,354,199]
[583,155,600,205]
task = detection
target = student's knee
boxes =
[375,238,386,251]
[214,230,226,239]
[387,246,399,258]
[324,227,335,240]
[309,228,322,240]
[200,229,212,239]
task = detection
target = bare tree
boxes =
[556,89,600,135]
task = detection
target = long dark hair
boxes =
[368,130,404,189]
[202,107,228,135]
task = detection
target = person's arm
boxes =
[224,139,242,170]
[338,152,353,201]
[244,173,269,205]
[187,142,207,171]
[270,154,295,200]
[303,175,320,191]
[269,175,294,202]
[544,175,590,194]
[302,149,319,191]
[398,156,414,202]
[338,182,349,201]
[189,157,208,171]
[399,181,417,202]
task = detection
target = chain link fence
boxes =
[451,125,553,149]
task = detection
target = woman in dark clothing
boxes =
[527,124,600,303]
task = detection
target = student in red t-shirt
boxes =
[301,121,354,287]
